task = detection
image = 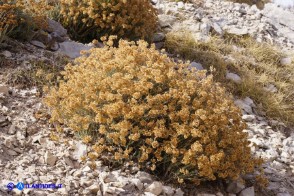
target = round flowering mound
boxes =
[44,39,260,184]
[59,0,158,43]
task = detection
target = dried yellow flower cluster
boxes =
[14,0,51,30]
[44,39,261,183]
[0,0,51,40]
[0,2,18,42]
[59,0,158,43]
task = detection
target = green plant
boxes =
[44,37,262,184]
[59,0,158,43]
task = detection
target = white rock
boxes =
[158,14,177,27]
[131,178,143,190]
[162,186,174,195]
[100,172,117,183]
[216,192,224,196]
[212,22,223,35]
[239,186,254,196]
[234,99,253,114]
[273,0,294,8]
[44,151,57,166]
[58,187,68,195]
[73,170,82,177]
[264,84,278,93]
[174,188,184,196]
[30,40,46,49]
[226,181,245,194]
[8,124,17,135]
[64,157,75,168]
[88,183,100,193]
[144,192,157,196]
[226,27,248,35]
[46,19,67,37]
[177,2,184,9]
[242,115,256,122]
[145,181,163,195]
[280,57,292,65]
[153,33,165,42]
[1,50,12,58]
[136,171,153,184]
[72,141,87,160]
[190,62,204,70]
[226,72,242,83]
[82,166,91,172]
[58,41,92,59]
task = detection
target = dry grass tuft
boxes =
[165,31,294,127]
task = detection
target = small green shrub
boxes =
[44,38,262,184]
[59,0,158,43]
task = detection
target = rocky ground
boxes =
[0,0,294,195]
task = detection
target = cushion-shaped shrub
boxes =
[59,0,158,43]
[44,38,261,184]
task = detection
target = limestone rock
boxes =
[226,72,242,83]
[226,181,245,194]
[145,181,163,195]
[239,186,254,196]
[280,57,292,65]
[58,41,93,59]
[46,19,67,37]
[44,151,57,166]
[30,40,46,49]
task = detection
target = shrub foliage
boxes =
[59,0,158,43]
[0,0,51,42]
[44,38,261,184]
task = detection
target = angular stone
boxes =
[174,188,184,196]
[88,183,100,193]
[153,33,165,42]
[190,62,204,70]
[136,171,153,184]
[242,115,256,122]
[158,14,177,27]
[264,84,278,93]
[145,181,163,195]
[239,186,254,196]
[1,50,12,58]
[58,41,92,59]
[46,19,67,37]
[72,141,87,160]
[162,186,174,195]
[30,40,46,49]
[131,178,143,190]
[226,181,245,194]
[226,27,248,35]
[45,151,57,166]
[280,57,292,66]
[234,99,253,114]
[226,72,241,83]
